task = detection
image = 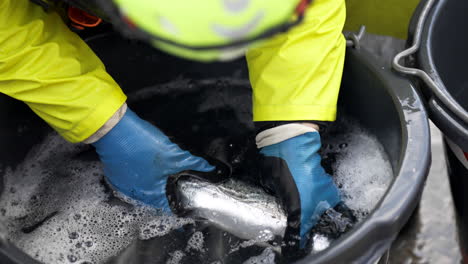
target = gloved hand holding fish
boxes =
[93,105,348,254]
[92,106,219,213]
[165,122,353,254]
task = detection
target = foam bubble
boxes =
[0,134,197,264]
[311,234,330,253]
[322,119,393,220]
[186,231,205,252]
[166,250,185,264]
[242,248,276,264]
[138,216,194,240]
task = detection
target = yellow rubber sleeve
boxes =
[0,0,126,143]
[246,0,346,122]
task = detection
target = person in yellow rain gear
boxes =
[0,0,345,249]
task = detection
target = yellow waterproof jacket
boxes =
[248,0,346,122]
[0,0,345,143]
[0,0,127,143]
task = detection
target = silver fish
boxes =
[175,178,287,241]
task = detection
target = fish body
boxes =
[174,178,287,241]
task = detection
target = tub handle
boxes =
[392,0,468,123]
[345,25,366,49]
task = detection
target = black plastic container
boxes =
[0,33,431,263]
[409,0,468,261]
[411,0,468,151]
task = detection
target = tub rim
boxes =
[297,47,431,264]
[415,0,468,151]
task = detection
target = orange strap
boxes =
[68,6,102,30]
[295,0,311,15]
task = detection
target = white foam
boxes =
[242,248,276,264]
[312,234,330,253]
[185,231,205,252]
[0,134,195,264]
[138,216,194,240]
[166,250,186,264]
[322,120,393,220]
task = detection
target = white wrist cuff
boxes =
[83,103,128,144]
[255,124,318,149]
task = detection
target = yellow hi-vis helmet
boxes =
[100,0,311,61]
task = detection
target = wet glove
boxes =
[93,108,215,212]
[256,123,341,249]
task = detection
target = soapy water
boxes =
[0,136,194,264]
[243,248,276,264]
[321,119,394,220]
[0,118,393,263]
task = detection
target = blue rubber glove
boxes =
[259,130,341,247]
[93,108,215,212]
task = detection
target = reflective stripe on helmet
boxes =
[212,11,264,39]
[223,0,250,13]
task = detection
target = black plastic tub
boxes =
[0,33,431,263]
[410,0,468,152]
[409,0,468,261]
